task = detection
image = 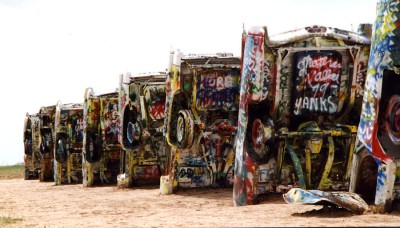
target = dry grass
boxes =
[0,215,23,225]
[0,164,24,180]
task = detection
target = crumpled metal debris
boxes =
[283,188,369,214]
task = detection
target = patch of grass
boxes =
[0,164,24,180]
[0,215,23,225]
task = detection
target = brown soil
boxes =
[1,178,400,227]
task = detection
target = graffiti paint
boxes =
[103,99,120,145]
[351,0,400,212]
[23,113,41,180]
[293,52,341,115]
[234,29,264,206]
[54,101,84,185]
[38,105,56,182]
[118,72,168,188]
[145,85,166,121]
[234,25,371,206]
[83,89,121,187]
[162,52,240,194]
[196,72,239,110]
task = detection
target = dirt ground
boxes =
[1,178,400,227]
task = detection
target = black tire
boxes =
[123,105,141,149]
[384,95,400,145]
[85,131,101,163]
[55,135,67,163]
[356,154,378,202]
[126,121,142,147]
[24,169,29,180]
[176,110,194,149]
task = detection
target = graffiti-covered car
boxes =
[349,0,400,213]
[161,52,241,193]
[54,101,84,185]
[23,113,40,179]
[234,24,371,205]
[118,72,168,187]
[83,88,121,187]
[38,105,56,182]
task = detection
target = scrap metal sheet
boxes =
[283,188,368,214]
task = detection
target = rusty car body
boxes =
[38,105,56,182]
[234,24,372,205]
[82,88,121,187]
[117,72,168,187]
[54,101,84,185]
[23,113,40,179]
[161,51,241,193]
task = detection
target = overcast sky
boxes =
[0,0,376,165]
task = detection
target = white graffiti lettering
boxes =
[294,54,341,115]
[294,96,337,115]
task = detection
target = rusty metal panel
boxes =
[234,24,371,206]
[118,72,168,187]
[161,52,241,193]
[83,88,122,187]
[54,101,84,185]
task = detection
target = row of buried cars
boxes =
[22,0,400,214]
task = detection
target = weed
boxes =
[0,215,23,225]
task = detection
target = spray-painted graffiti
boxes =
[242,32,265,102]
[23,113,41,180]
[352,0,400,212]
[103,99,120,144]
[38,105,56,182]
[357,0,399,161]
[162,52,240,194]
[83,89,121,187]
[178,167,211,187]
[134,166,160,180]
[356,61,367,97]
[234,29,264,206]
[196,72,239,110]
[261,61,271,100]
[145,85,166,121]
[277,64,289,117]
[118,73,168,188]
[293,52,342,115]
[148,102,165,120]
[54,102,84,185]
